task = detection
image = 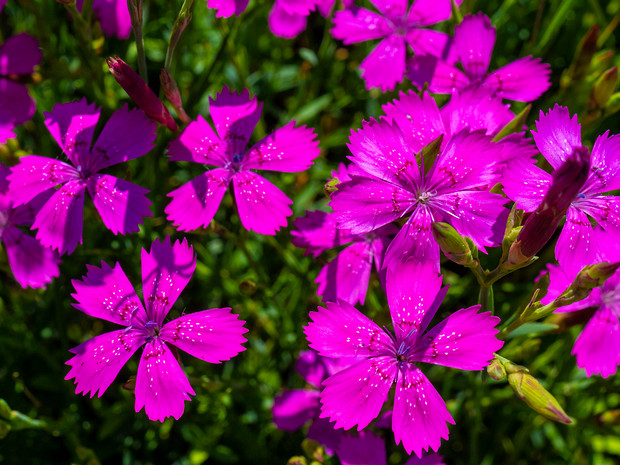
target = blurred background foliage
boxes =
[0,0,619,464]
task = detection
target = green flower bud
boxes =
[431,222,474,266]
[508,372,573,424]
[486,360,507,381]
[591,66,618,108]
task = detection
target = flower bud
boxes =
[508,372,573,424]
[573,261,620,290]
[107,56,178,131]
[160,69,189,124]
[431,222,474,266]
[486,359,507,381]
[507,146,590,267]
[590,66,618,108]
[569,24,598,82]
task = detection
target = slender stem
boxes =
[478,284,494,314]
[164,0,194,72]
[128,0,148,83]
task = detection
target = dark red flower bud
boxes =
[107,56,177,131]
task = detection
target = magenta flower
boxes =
[292,208,396,305]
[331,0,458,91]
[77,0,131,39]
[166,87,320,235]
[205,0,250,18]
[8,99,156,255]
[503,105,620,275]
[407,13,551,101]
[0,163,60,289]
[0,33,42,143]
[268,0,335,39]
[66,237,248,421]
[337,430,446,465]
[305,263,503,456]
[542,264,620,378]
[272,350,348,453]
[330,93,509,271]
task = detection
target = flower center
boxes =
[416,190,435,204]
[144,320,160,341]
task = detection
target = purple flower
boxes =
[337,430,446,465]
[205,0,250,18]
[330,92,509,271]
[503,104,620,275]
[65,237,248,421]
[8,99,156,255]
[76,0,132,39]
[305,263,503,456]
[0,163,60,289]
[292,208,396,305]
[166,87,320,235]
[331,0,458,91]
[268,0,335,39]
[0,33,42,143]
[407,13,551,102]
[272,350,349,453]
[542,264,620,378]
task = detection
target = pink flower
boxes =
[166,87,320,235]
[331,0,458,91]
[542,264,620,378]
[0,163,60,289]
[8,99,156,255]
[305,263,503,456]
[407,13,551,102]
[65,237,248,421]
[77,0,132,39]
[205,0,250,18]
[503,105,620,275]
[0,33,42,143]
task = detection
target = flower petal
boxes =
[386,260,443,340]
[305,300,393,358]
[337,430,387,465]
[272,389,320,431]
[555,207,598,277]
[165,169,231,231]
[71,260,147,326]
[205,0,249,17]
[65,329,145,398]
[232,170,292,234]
[316,241,374,306]
[411,305,502,369]
[331,8,391,44]
[268,4,308,39]
[2,226,60,289]
[330,176,415,234]
[90,104,157,172]
[295,350,328,388]
[453,13,495,79]
[406,55,469,94]
[0,33,42,75]
[87,174,152,235]
[407,0,455,26]
[0,78,36,124]
[484,56,551,102]
[348,118,425,187]
[320,357,397,430]
[405,29,451,59]
[167,115,229,167]
[141,237,196,325]
[243,121,320,172]
[383,208,439,271]
[135,339,195,422]
[501,157,551,212]
[582,132,620,194]
[531,105,582,170]
[7,155,78,206]
[360,36,406,92]
[573,306,620,378]
[209,87,262,157]
[291,210,355,258]
[160,307,247,363]
[392,366,454,457]
[91,0,132,38]
[44,99,101,168]
[32,180,86,255]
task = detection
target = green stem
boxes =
[128,0,148,83]
[478,284,494,314]
[164,0,194,72]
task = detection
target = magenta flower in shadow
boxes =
[8,99,156,255]
[0,33,42,143]
[205,0,250,18]
[76,0,131,39]
[304,263,503,456]
[331,0,458,91]
[407,13,551,102]
[65,237,248,421]
[272,350,351,453]
[503,104,620,275]
[0,163,60,289]
[542,264,620,378]
[166,87,320,235]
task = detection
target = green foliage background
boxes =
[1,0,619,464]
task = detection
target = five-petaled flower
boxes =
[65,237,248,421]
[304,263,503,456]
[166,86,320,235]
